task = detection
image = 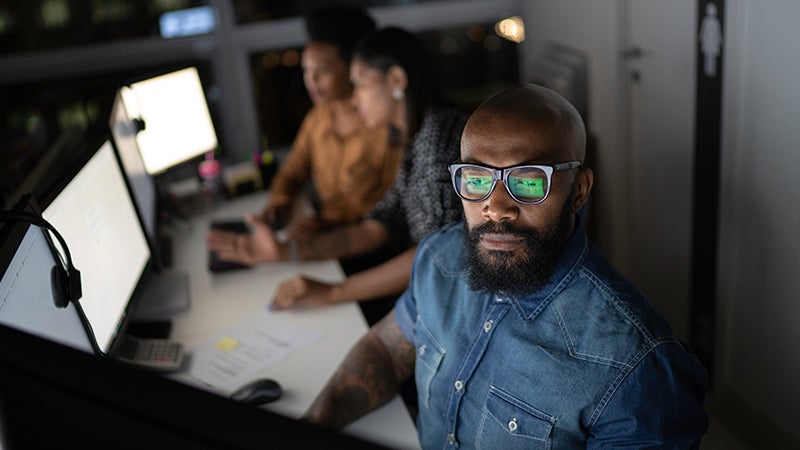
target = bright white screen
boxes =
[123,67,218,175]
[43,142,150,352]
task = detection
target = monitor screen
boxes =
[110,88,158,242]
[42,140,150,354]
[0,199,93,354]
[122,67,218,175]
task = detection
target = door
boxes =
[621,0,696,339]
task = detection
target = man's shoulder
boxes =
[416,222,465,272]
[555,248,682,363]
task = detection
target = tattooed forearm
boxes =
[299,226,356,260]
[303,312,414,428]
[377,314,416,381]
[305,384,371,429]
[297,220,387,261]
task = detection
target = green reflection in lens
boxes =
[465,174,492,196]
[509,175,544,199]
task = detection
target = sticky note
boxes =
[215,336,240,351]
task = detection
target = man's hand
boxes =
[205,213,282,264]
[270,276,340,310]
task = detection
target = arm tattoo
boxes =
[299,226,356,260]
[298,220,387,261]
[304,312,414,428]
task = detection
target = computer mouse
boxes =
[229,378,283,406]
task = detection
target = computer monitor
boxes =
[0,323,388,450]
[42,139,150,354]
[109,89,158,246]
[121,66,218,175]
[0,195,94,354]
[109,91,192,319]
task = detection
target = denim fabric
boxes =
[395,220,708,449]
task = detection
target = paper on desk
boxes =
[184,311,321,391]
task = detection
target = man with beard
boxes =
[303,83,709,449]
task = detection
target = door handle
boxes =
[621,45,650,60]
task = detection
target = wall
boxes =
[714,0,800,447]
[521,0,631,269]
[523,0,800,447]
[0,0,521,164]
[523,0,698,342]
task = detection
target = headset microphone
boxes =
[0,211,82,307]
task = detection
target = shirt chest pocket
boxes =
[414,323,445,410]
[476,386,557,450]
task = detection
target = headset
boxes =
[0,210,82,308]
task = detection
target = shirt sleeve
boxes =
[393,236,426,344]
[268,106,319,203]
[393,286,417,345]
[587,342,709,449]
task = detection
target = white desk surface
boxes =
[162,191,420,450]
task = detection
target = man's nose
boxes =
[482,182,519,222]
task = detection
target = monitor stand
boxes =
[132,271,191,320]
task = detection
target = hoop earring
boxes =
[392,88,404,100]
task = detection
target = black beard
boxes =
[463,192,575,297]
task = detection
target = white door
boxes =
[620,0,697,339]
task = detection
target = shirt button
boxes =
[483,320,493,333]
[508,418,518,432]
[454,380,464,391]
[418,344,426,356]
[447,433,457,444]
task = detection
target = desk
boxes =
[162,191,420,450]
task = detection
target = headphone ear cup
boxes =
[50,265,70,308]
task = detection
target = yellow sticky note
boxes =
[215,336,240,351]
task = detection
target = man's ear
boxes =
[386,65,408,92]
[571,168,594,214]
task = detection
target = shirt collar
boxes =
[495,216,590,321]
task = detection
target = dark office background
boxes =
[0,0,519,208]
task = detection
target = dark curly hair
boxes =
[353,26,439,138]
[304,6,376,64]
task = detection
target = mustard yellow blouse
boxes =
[268,101,402,226]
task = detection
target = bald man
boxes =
[304,84,708,449]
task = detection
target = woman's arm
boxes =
[271,247,415,309]
[296,218,388,261]
[206,217,389,265]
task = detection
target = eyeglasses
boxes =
[448,161,581,205]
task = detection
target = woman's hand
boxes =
[270,276,341,310]
[205,213,282,264]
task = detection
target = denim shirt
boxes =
[395,221,708,449]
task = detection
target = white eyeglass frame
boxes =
[448,160,581,205]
